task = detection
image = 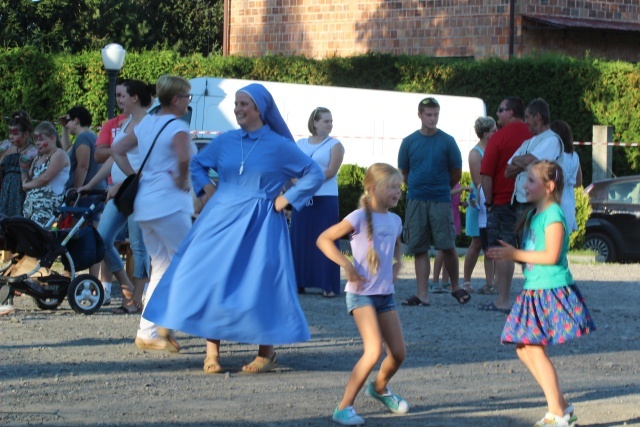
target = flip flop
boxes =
[451,288,471,305]
[462,281,474,293]
[477,284,497,295]
[478,302,511,314]
[111,305,140,315]
[428,282,445,294]
[401,295,430,307]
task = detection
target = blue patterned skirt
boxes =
[501,284,596,345]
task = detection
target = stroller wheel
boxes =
[34,297,64,310]
[67,274,104,315]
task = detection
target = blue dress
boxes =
[142,124,324,345]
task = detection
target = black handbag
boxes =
[114,118,176,216]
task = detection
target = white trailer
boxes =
[182,77,486,170]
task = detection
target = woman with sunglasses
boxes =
[22,122,70,227]
[0,110,37,217]
[290,107,345,297]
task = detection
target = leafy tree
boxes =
[0,0,223,55]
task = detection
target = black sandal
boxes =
[451,288,471,305]
[111,304,140,315]
[401,295,430,306]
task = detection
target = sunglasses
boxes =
[8,128,21,136]
[497,107,510,113]
[420,97,439,106]
[178,94,193,101]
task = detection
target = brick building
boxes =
[222,0,640,62]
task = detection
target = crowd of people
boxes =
[0,81,596,427]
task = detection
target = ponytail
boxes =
[360,192,380,275]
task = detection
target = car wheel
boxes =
[584,232,617,262]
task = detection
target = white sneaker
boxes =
[0,304,14,316]
[103,289,111,306]
[564,403,577,427]
[534,412,570,427]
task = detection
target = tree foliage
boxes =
[0,0,223,55]
[1,49,639,184]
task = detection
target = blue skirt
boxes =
[465,206,480,237]
[501,284,596,345]
[289,195,341,294]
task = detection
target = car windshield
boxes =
[608,181,640,204]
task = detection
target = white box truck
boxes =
[181,77,486,170]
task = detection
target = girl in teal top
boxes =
[488,160,595,427]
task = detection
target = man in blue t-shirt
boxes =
[398,97,469,306]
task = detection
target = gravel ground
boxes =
[1,259,639,427]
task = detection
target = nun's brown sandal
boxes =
[203,355,223,374]
[241,354,277,374]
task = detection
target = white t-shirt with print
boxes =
[344,208,402,296]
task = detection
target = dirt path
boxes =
[1,261,639,426]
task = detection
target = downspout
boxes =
[223,0,231,56]
[509,0,515,58]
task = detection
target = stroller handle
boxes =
[67,188,108,203]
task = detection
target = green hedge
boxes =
[1,49,639,179]
[571,186,591,249]
[338,166,589,250]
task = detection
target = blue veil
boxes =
[237,83,294,141]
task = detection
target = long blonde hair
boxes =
[359,163,402,275]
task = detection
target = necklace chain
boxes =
[239,136,261,175]
[35,148,56,165]
[18,143,33,154]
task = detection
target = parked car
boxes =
[583,175,640,262]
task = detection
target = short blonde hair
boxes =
[156,75,190,107]
[474,116,496,139]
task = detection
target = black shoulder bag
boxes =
[114,118,177,216]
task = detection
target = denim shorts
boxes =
[345,292,396,316]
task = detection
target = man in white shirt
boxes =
[505,98,563,237]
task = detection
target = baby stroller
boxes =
[0,190,106,315]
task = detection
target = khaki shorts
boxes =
[403,199,456,254]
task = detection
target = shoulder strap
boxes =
[136,118,177,176]
[307,136,332,159]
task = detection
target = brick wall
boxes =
[227,0,640,61]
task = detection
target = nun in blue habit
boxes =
[142,83,324,374]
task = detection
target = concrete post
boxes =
[592,125,613,183]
